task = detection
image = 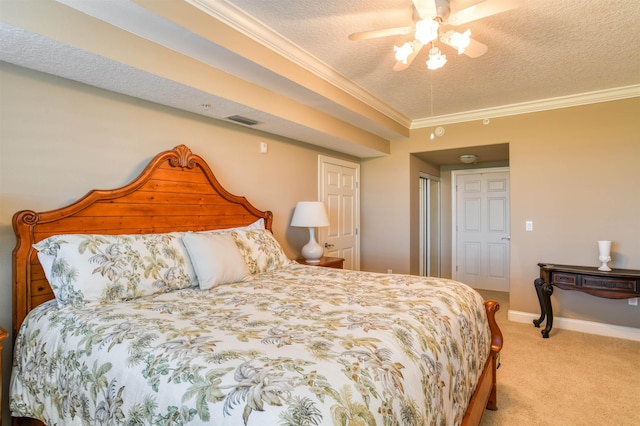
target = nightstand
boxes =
[296,256,344,269]
[0,327,7,420]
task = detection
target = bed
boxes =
[10,144,503,426]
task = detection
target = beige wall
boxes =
[0,62,358,418]
[362,97,640,330]
[360,144,410,273]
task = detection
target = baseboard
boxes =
[508,310,640,341]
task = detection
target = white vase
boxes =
[597,240,611,271]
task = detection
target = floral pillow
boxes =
[33,232,198,306]
[229,229,292,274]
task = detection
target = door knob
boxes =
[501,236,511,241]
[324,242,335,248]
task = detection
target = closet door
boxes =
[454,169,510,291]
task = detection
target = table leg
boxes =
[540,283,554,338]
[533,278,546,328]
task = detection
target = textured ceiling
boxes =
[224,0,640,121]
[1,0,639,160]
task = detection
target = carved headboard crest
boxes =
[168,144,198,168]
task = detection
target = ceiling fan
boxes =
[348,0,522,71]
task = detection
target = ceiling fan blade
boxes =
[462,38,488,58]
[448,0,523,26]
[348,26,414,41]
[393,41,424,71]
[440,30,488,58]
[412,0,437,20]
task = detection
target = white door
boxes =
[318,156,360,270]
[454,168,510,291]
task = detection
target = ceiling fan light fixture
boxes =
[394,42,414,64]
[441,29,471,54]
[459,154,478,164]
[426,46,447,70]
[350,0,520,71]
[414,18,439,44]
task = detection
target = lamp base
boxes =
[301,227,323,263]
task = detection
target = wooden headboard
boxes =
[12,145,273,336]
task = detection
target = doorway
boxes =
[420,174,441,277]
[318,156,360,270]
[452,167,510,291]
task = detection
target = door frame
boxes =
[451,166,510,287]
[318,155,361,270]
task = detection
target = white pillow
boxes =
[242,218,265,230]
[36,252,55,279]
[197,218,265,234]
[33,232,198,306]
[181,232,249,290]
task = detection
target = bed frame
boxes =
[11,144,502,425]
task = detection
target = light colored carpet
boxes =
[477,290,640,426]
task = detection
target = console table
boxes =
[533,263,640,338]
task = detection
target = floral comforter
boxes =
[11,264,491,425]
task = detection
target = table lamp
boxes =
[290,201,330,263]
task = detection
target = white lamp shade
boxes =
[290,201,330,227]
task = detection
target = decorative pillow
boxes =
[33,232,198,306]
[230,229,292,274]
[181,231,249,290]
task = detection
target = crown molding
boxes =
[187,0,410,127]
[410,84,640,128]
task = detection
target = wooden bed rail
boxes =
[485,300,504,354]
[461,300,503,426]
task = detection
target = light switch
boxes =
[259,142,268,154]
[525,221,533,231]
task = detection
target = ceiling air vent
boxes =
[226,115,260,126]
